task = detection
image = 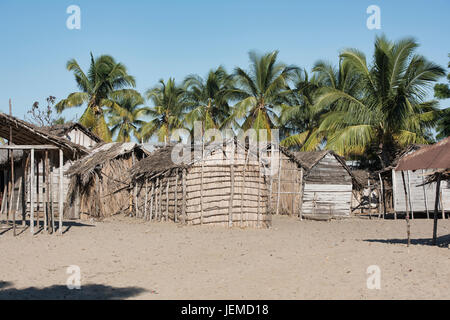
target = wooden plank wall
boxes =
[301,154,353,216]
[393,169,446,212]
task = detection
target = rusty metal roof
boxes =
[396,137,450,171]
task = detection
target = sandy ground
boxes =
[0,215,449,300]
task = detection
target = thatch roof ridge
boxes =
[130,139,259,181]
[41,122,103,143]
[0,112,87,159]
[66,142,150,185]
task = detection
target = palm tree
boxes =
[314,35,445,168]
[55,53,136,141]
[140,78,187,143]
[183,66,234,131]
[229,51,298,137]
[108,90,149,142]
[279,69,323,150]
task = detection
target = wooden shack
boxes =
[383,143,450,218]
[0,112,87,234]
[130,140,271,228]
[41,122,103,150]
[267,147,359,219]
[65,142,150,220]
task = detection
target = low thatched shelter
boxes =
[266,147,360,219]
[65,143,150,220]
[0,112,87,234]
[130,140,271,228]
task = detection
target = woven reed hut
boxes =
[65,142,150,220]
[0,112,87,234]
[267,147,359,219]
[130,140,271,228]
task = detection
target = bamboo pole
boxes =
[59,149,63,233]
[275,151,282,215]
[165,177,169,221]
[174,169,178,223]
[182,168,187,224]
[432,174,441,245]
[37,156,41,231]
[200,143,204,225]
[257,155,261,228]
[401,171,411,247]
[229,161,235,228]
[30,149,35,234]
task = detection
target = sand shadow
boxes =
[0,281,147,300]
[364,233,450,248]
[0,220,95,236]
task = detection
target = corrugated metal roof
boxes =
[396,137,450,171]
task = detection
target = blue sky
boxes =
[0,0,449,120]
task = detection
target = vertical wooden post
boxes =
[407,170,414,219]
[158,178,162,221]
[299,167,303,220]
[149,182,154,221]
[59,149,63,234]
[200,142,204,225]
[378,173,385,219]
[165,176,169,221]
[440,189,446,220]
[368,179,372,219]
[144,178,148,220]
[229,162,235,228]
[257,156,261,228]
[50,167,55,234]
[30,149,35,234]
[155,178,159,221]
[401,171,411,247]
[276,150,282,215]
[422,170,429,219]
[392,169,397,220]
[432,174,441,245]
[182,168,187,224]
[44,151,49,232]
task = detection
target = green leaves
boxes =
[56,53,137,142]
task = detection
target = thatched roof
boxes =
[277,147,362,189]
[0,113,87,159]
[66,142,151,185]
[351,170,370,187]
[41,122,102,144]
[130,140,259,181]
[396,137,450,171]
